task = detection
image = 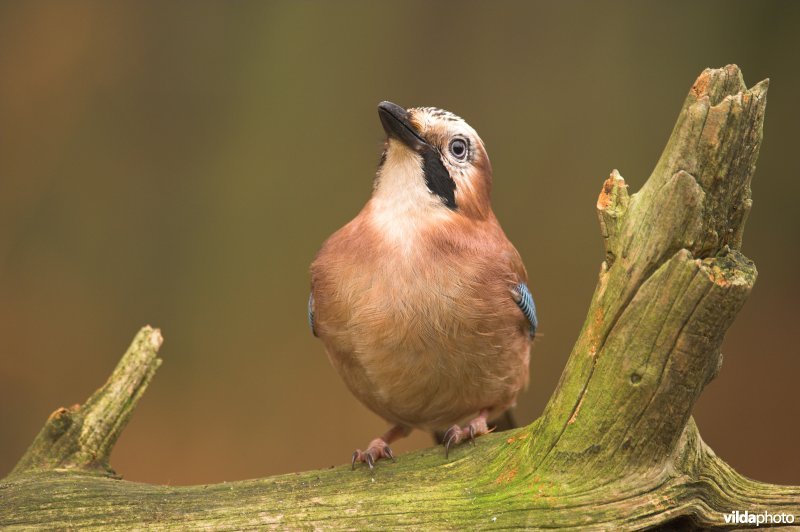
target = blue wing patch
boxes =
[513,283,538,338]
[308,293,317,337]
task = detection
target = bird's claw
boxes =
[384,445,395,462]
[351,438,395,470]
[443,426,459,458]
[443,415,490,458]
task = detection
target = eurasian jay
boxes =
[309,102,537,469]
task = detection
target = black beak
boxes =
[378,101,427,151]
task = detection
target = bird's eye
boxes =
[449,138,469,161]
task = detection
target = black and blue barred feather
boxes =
[514,283,538,338]
[308,293,316,336]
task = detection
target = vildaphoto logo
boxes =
[723,510,795,526]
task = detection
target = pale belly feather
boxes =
[319,258,529,430]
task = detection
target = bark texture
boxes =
[2,65,797,530]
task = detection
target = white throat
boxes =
[370,141,451,249]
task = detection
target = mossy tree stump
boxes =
[2,65,797,530]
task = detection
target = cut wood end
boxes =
[597,170,628,211]
[45,405,79,439]
[146,327,163,350]
[700,252,757,289]
[47,405,76,423]
[690,64,745,103]
[690,65,768,112]
[691,65,741,96]
[691,70,712,98]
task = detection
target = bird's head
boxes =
[373,101,493,221]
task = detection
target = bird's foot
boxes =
[443,412,492,458]
[351,438,395,470]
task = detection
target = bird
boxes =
[309,101,537,469]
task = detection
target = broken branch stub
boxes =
[9,326,163,478]
[527,65,768,478]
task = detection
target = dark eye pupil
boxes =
[451,139,467,159]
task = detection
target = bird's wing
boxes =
[503,244,537,338]
[512,282,538,338]
[307,292,317,337]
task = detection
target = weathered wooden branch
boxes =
[2,65,797,530]
[7,327,163,479]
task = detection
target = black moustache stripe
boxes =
[421,148,457,210]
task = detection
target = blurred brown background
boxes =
[1,1,798,486]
